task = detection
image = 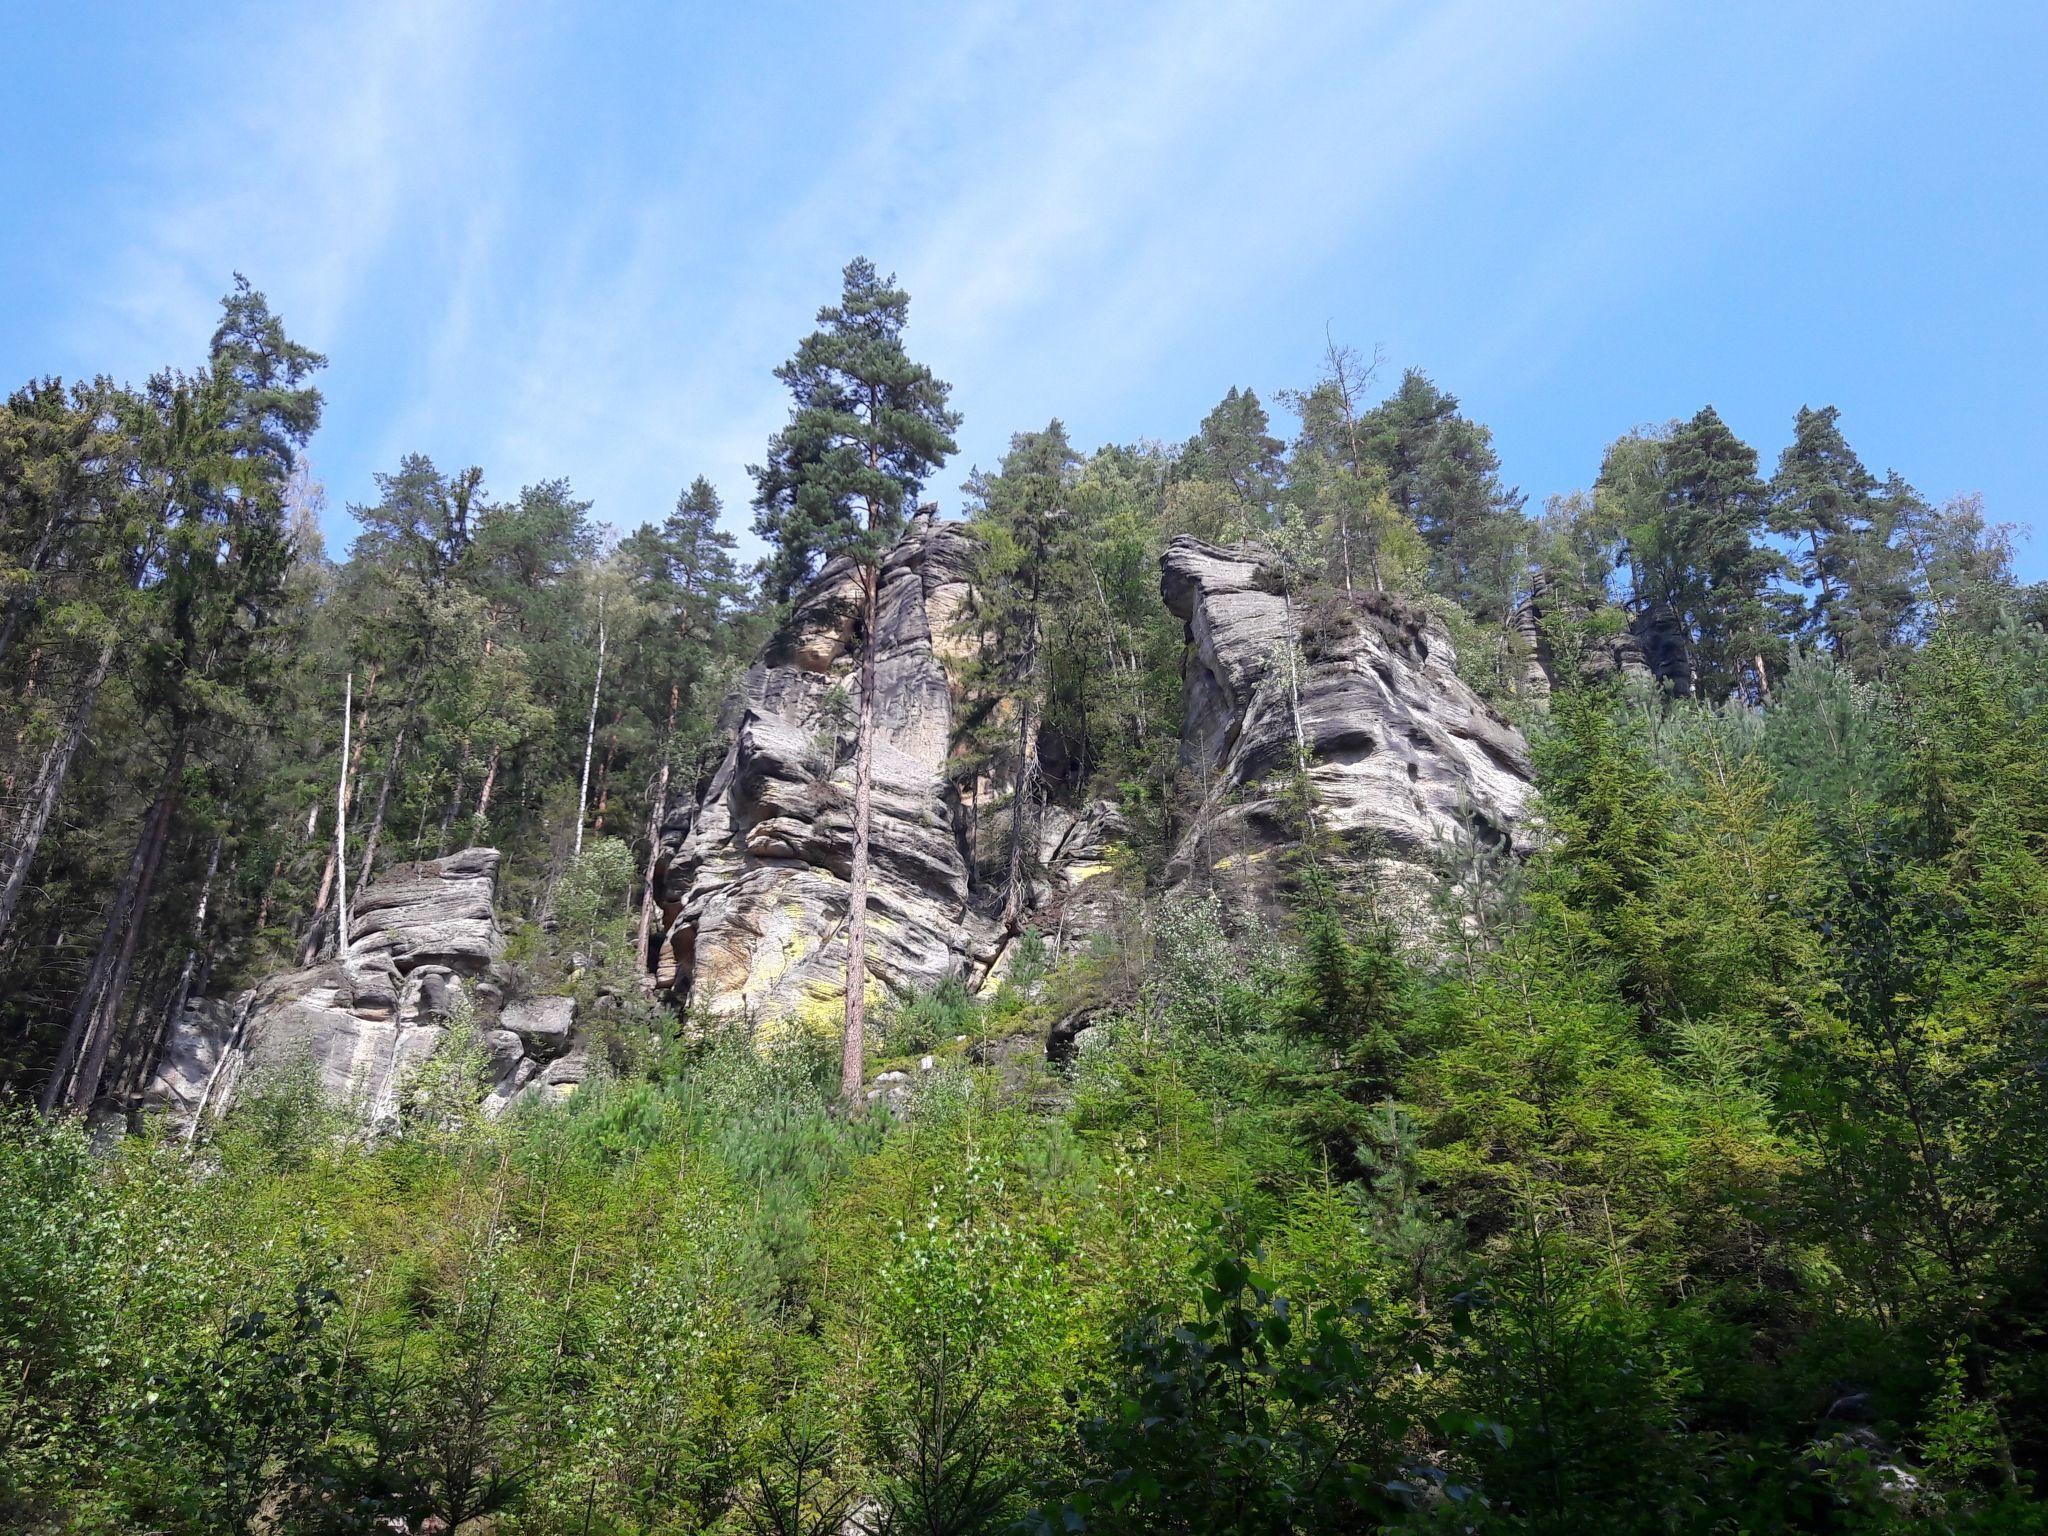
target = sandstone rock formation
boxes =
[1160,537,1534,916]
[650,512,1122,1027]
[1511,575,1694,703]
[145,847,578,1130]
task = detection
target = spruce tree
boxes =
[45,279,323,1113]
[1660,406,1780,699]
[1358,369,1525,618]
[962,421,1080,927]
[751,259,959,1100]
[1177,386,1283,530]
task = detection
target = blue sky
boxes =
[4,1,2044,578]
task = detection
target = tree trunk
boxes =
[0,634,116,947]
[124,832,222,1106]
[0,515,61,671]
[45,728,187,1114]
[354,723,405,891]
[592,707,624,836]
[842,565,878,1102]
[335,672,352,957]
[297,670,370,964]
[1001,572,1043,932]
[70,751,186,1113]
[636,683,680,981]
[574,606,607,858]
[438,746,468,857]
[472,745,501,830]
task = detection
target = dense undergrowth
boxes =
[4,620,2047,1534]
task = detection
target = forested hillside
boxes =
[2,265,2046,1533]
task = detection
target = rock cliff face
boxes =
[650,512,1122,1026]
[1160,538,1533,915]
[1510,576,1694,703]
[146,848,585,1130]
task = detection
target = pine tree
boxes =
[1769,405,1916,673]
[621,477,748,970]
[751,259,959,1100]
[1600,409,1781,700]
[1177,386,1283,532]
[1358,369,1525,619]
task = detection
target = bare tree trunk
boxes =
[591,710,623,836]
[438,745,468,857]
[125,832,222,1106]
[46,729,186,1113]
[71,757,185,1113]
[1001,578,1043,932]
[297,670,370,964]
[184,989,258,1146]
[472,745,501,831]
[636,684,679,980]
[354,723,405,891]
[573,604,607,858]
[0,635,115,946]
[842,565,878,1102]
[335,672,352,956]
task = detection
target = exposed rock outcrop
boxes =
[145,848,576,1130]
[1160,538,1534,917]
[1511,576,1694,703]
[651,512,1123,1026]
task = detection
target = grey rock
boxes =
[145,849,538,1132]
[483,1027,526,1073]
[652,513,1124,1025]
[502,995,577,1057]
[1159,538,1533,920]
[1510,576,1693,703]
[482,1058,538,1119]
[344,846,503,975]
[145,996,249,1122]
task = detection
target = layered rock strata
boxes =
[1510,576,1695,703]
[1159,537,1534,916]
[650,512,1122,1026]
[145,848,584,1130]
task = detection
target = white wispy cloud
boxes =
[80,0,1892,562]
[77,0,501,387]
[430,0,1631,545]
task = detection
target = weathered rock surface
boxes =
[1511,576,1694,703]
[652,512,1123,1026]
[145,848,579,1130]
[1160,538,1534,916]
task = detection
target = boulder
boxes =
[503,996,576,1057]
[345,846,503,975]
[143,848,562,1133]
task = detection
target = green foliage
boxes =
[752,257,961,604]
[1029,1240,1427,1535]
[885,976,980,1056]
[556,835,637,952]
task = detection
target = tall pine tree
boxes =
[751,259,959,1099]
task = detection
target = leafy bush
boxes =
[884,976,980,1055]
